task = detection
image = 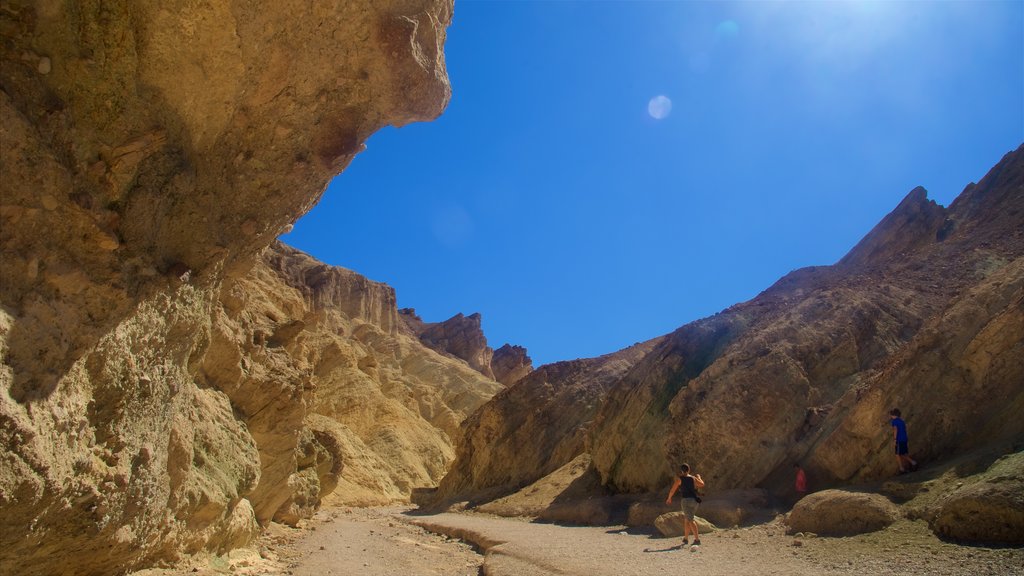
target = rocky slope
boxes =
[1,1,462,574]
[433,338,661,505]
[211,243,503,520]
[437,146,1024,542]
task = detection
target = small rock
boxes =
[38,56,51,74]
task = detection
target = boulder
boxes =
[786,490,900,536]
[654,512,717,537]
[930,453,1024,543]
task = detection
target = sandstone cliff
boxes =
[437,146,1024,542]
[1,1,458,574]
[208,243,503,521]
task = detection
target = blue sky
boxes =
[283,1,1024,367]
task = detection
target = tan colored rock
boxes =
[401,310,496,378]
[491,343,534,385]
[434,338,662,505]
[628,489,768,529]
[929,452,1024,543]
[588,147,1024,496]
[1,1,455,574]
[654,512,717,537]
[786,490,901,536]
[434,146,1024,520]
[207,243,503,521]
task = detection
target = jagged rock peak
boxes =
[838,186,949,269]
[400,310,495,379]
[491,344,533,386]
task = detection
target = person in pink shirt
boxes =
[794,463,808,500]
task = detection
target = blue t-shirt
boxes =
[891,417,908,442]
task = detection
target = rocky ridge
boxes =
[399,308,533,385]
[436,146,1024,543]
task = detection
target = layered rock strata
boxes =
[1,1,457,573]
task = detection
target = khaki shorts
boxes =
[680,498,699,521]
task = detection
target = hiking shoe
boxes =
[693,539,701,546]
[681,538,688,546]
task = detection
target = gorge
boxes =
[2,1,1022,575]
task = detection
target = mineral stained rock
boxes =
[1,1,457,574]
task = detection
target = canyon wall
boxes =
[438,146,1024,524]
[1,1,462,574]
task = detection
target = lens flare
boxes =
[648,95,672,120]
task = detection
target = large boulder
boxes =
[786,490,901,536]
[929,452,1024,543]
[654,512,717,537]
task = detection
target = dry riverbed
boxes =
[133,506,1023,576]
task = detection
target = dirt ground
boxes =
[131,505,1023,576]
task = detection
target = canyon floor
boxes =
[131,505,1023,576]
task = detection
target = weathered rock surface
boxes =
[1,1,457,574]
[400,309,498,379]
[207,243,502,522]
[786,490,901,536]
[433,338,662,505]
[628,489,770,529]
[928,451,1024,543]
[435,146,1024,543]
[491,343,534,386]
[589,146,1024,496]
[654,512,717,536]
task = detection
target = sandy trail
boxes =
[132,506,1023,576]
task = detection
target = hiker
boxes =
[794,463,808,499]
[665,463,705,547]
[889,408,919,474]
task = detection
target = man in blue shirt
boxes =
[890,408,919,474]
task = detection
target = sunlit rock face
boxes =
[591,146,1024,496]
[401,310,493,377]
[491,343,533,386]
[433,338,661,505]
[0,1,453,573]
[437,147,1024,521]
[208,243,502,520]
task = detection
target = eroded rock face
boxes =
[1,1,454,573]
[436,146,1024,522]
[401,309,497,378]
[433,338,661,504]
[928,452,1024,544]
[209,244,503,519]
[491,343,533,386]
[590,146,1024,495]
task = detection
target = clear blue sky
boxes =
[283,1,1024,367]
